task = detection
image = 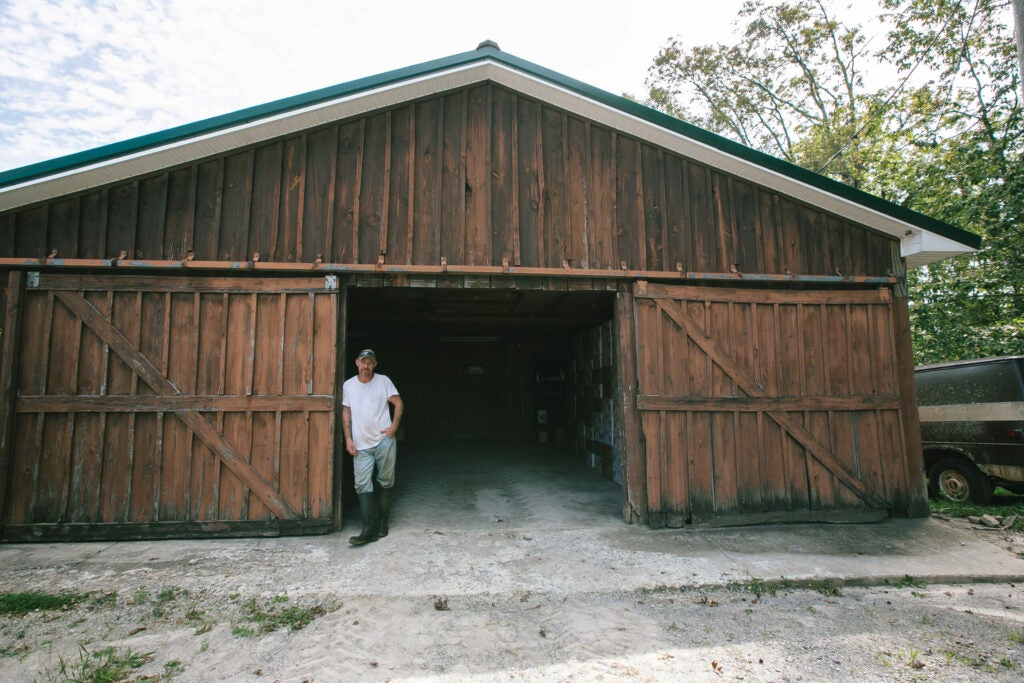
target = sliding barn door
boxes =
[633,282,909,526]
[2,274,338,540]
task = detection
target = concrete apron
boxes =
[1,443,1023,597]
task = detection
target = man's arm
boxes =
[385,395,404,437]
[342,404,356,456]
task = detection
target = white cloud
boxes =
[0,0,768,173]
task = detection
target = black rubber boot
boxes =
[349,493,379,546]
[376,487,393,538]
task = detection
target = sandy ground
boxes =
[3,445,1024,682]
[1,520,1023,682]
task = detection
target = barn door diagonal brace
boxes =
[53,290,300,521]
[651,298,889,509]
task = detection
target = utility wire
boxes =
[815,0,977,175]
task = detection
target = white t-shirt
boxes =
[342,373,399,450]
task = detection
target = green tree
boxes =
[647,0,881,187]
[645,0,1023,363]
[875,0,1023,362]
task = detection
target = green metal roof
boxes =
[0,43,981,250]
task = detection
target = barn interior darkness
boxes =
[344,286,618,476]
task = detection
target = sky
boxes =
[3,1,1012,178]
[0,0,778,173]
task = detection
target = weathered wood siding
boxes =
[0,84,898,277]
[633,282,908,526]
[1,274,337,540]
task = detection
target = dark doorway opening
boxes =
[345,287,616,445]
[341,285,622,524]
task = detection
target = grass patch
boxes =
[884,575,927,589]
[231,594,332,638]
[41,645,154,683]
[931,488,1024,526]
[0,592,106,616]
[731,577,796,598]
[809,579,841,597]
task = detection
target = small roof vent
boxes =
[477,39,500,51]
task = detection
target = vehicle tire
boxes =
[928,458,993,505]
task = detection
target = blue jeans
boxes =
[353,436,396,494]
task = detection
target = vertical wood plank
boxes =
[334,122,363,263]
[160,292,197,520]
[0,272,24,531]
[68,291,109,522]
[279,136,306,262]
[589,127,615,270]
[15,205,48,258]
[616,286,645,523]
[540,106,569,268]
[662,155,686,273]
[515,97,541,267]
[310,291,335,521]
[193,160,224,260]
[640,145,664,271]
[380,113,393,258]
[249,292,284,519]
[220,292,254,520]
[279,293,312,514]
[221,151,254,261]
[164,167,196,260]
[194,292,226,519]
[491,87,517,265]
[826,215,851,276]
[360,115,387,264]
[734,302,762,512]
[130,290,166,521]
[686,162,716,272]
[441,92,467,264]
[615,135,642,270]
[634,297,663,525]
[137,176,169,260]
[799,205,826,275]
[464,85,491,265]
[757,190,783,275]
[711,173,734,272]
[731,178,760,273]
[333,284,348,530]
[251,143,283,260]
[96,291,138,522]
[303,128,338,262]
[47,198,81,260]
[565,116,590,266]
[412,99,443,266]
[892,289,929,516]
[385,107,412,263]
[777,198,803,274]
[7,292,48,524]
[0,215,15,256]
[707,301,738,513]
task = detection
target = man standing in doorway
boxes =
[342,348,403,546]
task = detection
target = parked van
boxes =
[915,356,1024,504]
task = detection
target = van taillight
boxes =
[1010,430,1021,440]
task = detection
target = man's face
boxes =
[355,356,377,379]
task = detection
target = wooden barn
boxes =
[0,43,980,541]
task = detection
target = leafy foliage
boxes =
[645,0,1023,362]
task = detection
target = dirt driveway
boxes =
[2,445,1024,681]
